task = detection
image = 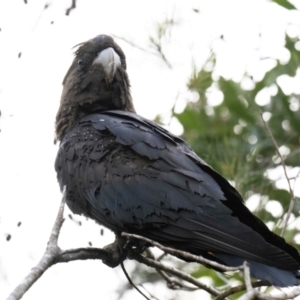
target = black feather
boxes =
[55,35,300,287]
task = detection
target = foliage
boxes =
[271,0,296,10]
[174,30,300,295]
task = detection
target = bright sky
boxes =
[1,1,300,299]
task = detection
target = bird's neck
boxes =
[55,89,135,142]
[55,66,136,142]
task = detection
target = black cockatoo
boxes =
[55,34,300,287]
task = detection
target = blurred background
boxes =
[0,0,300,299]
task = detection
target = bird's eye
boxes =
[78,59,83,66]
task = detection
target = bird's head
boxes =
[55,34,135,142]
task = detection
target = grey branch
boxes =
[120,262,151,300]
[260,113,296,236]
[7,192,66,300]
[6,191,117,300]
[214,281,270,300]
[238,262,257,300]
[112,30,173,69]
[157,270,199,291]
[238,287,300,300]
[121,232,243,272]
[65,0,76,16]
[54,247,113,263]
[128,250,222,298]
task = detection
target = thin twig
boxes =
[214,281,270,300]
[237,262,258,300]
[112,35,160,57]
[31,2,52,31]
[149,38,172,69]
[113,24,173,69]
[238,289,258,300]
[148,17,176,69]
[239,287,300,300]
[65,0,76,16]
[139,285,160,300]
[157,270,198,291]
[257,288,300,299]
[121,262,151,300]
[237,264,257,300]
[122,232,243,272]
[260,113,295,236]
[128,251,222,298]
[157,252,167,261]
[244,262,253,292]
[7,192,66,300]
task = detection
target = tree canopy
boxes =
[169,3,300,296]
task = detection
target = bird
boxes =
[55,34,300,287]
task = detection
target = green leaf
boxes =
[271,0,296,10]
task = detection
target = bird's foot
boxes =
[102,235,128,268]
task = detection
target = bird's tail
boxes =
[215,253,300,287]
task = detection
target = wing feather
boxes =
[55,110,300,274]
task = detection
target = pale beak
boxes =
[92,47,121,84]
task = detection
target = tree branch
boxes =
[121,262,151,300]
[7,192,66,300]
[113,18,174,70]
[260,113,296,236]
[238,286,300,300]
[157,269,199,291]
[238,262,257,300]
[128,250,222,298]
[214,281,270,300]
[121,232,243,272]
[111,35,159,57]
[65,0,76,16]
[54,247,113,263]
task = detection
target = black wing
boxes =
[55,110,300,286]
